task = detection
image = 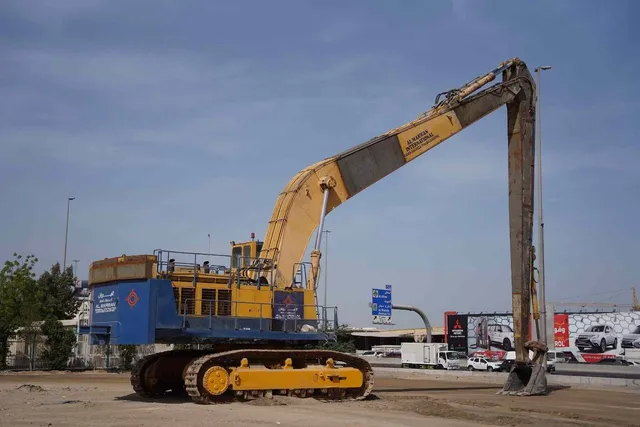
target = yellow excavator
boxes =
[82,57,547,403]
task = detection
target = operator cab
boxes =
[230,232,263,269]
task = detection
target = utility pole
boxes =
[63,197,75,270]
[534,65,552,357]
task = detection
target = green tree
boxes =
[0,255,82,370]
[37,263,80,320]
[305,324,356,353]
[0,254,39,369]
[40,319,76,370]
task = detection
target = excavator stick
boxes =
[496,60,548,396]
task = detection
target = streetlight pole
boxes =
[72,260,79,278]
[63,197,75,270]
[534,65,551,351]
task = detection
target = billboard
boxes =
[465,313,523,360]
[446,314,468,352]
[560,311,640,363]
[444,310,640,363]
[72,279,90,298]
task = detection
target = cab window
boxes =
[242,245,251,266]
[256,242,263,259]
[231,246,242,268]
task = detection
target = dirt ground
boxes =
[1,371,639,427]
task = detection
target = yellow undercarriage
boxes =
[202,357,364,396]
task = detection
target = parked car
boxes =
[574,324,617,352]
[498,359,515,372]
[547,351,566,363]
[467,356,502,372]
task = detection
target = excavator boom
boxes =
[257,59,532,289]
[256,57,547,396]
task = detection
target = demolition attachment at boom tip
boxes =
[498,341,549,396]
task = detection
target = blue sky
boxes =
[1,0,638,328]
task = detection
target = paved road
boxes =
[367,357,640,379]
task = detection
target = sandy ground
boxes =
[1,371,639,427]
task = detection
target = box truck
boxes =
[401,342,461,370]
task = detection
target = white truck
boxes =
[400,342,461,370]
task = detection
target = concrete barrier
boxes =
[372,366,640,390]
[556,363,640,377]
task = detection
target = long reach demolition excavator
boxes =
[80,57,548,403]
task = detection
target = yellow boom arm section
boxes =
[257,58,536,296]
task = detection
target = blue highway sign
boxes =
[371,285,392,324]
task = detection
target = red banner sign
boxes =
[581,353,615,363]
[554,313,570,348]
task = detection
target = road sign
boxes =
[371,284,392,324]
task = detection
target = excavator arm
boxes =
[255,57,546,395]
[257,58,534,289]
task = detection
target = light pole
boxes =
[323,229,331,328]
[534,65,551,350]
[63,197,75,270]
[72,260,80,278]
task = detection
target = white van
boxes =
[504,350,555,373]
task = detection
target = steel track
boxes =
[131,349,209,397]
[182,349,374,404]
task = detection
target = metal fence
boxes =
[3,354,127,371]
